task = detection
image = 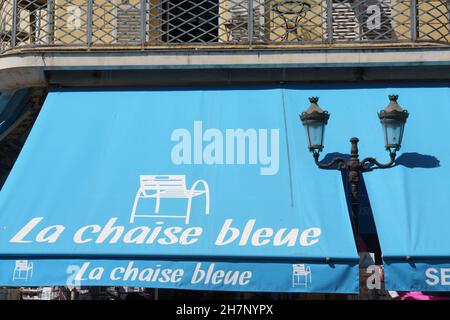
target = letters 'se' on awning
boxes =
[0,89,358,293]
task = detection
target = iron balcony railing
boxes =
[1,0,450,53]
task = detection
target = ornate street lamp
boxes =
[299,95,409,249]
[300,97,329,152]
[378,95,409,152]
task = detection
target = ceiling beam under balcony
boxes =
[2,47,450,89]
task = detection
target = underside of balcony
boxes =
[3,46,450,91]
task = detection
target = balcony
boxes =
[1,0,450,54]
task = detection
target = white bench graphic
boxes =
[130,175,210,224]
[292,264,312,288]
[12,260,33,281]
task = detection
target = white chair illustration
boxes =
[130,175,210,224]
[292,264,312,288]
[13,260,33,281]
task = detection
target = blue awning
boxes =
[0,88,358,293]
[283,84,450,292]
[360,86,450,292]
[280,84,450,292]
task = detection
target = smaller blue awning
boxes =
[361,86,450,291]
[0,88,359,293]
[0,89,33,138]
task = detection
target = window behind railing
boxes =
[0,0,450,53]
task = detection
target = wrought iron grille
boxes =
[1,0,450,53]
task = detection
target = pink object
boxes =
[397,291,450,300]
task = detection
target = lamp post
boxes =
[300,95,409,250]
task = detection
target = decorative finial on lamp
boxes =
[309,97,319,104]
